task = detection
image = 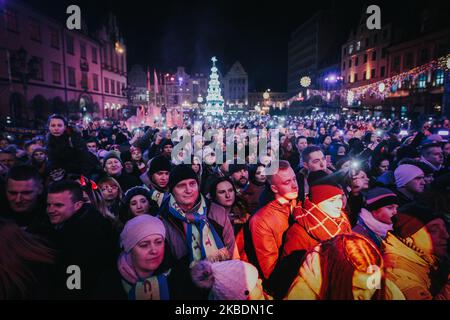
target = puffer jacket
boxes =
[249,199,293,280]
[285,245,405,300]
[382,232,450,300]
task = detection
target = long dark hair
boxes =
[210,176,236,203]
[0,219,55,299]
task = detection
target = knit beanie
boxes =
[168,164,198,192]
[228,163,248,176]
[396,146,420,162]
[160,139,174,149]
[120,150,132,163]
[394,164,424,188]
[123,186,152,208]
[307,170,329,187]
[31,146,47,155]
[309,184,344,205]
[191,260,259,300]
[148,155,172,177]
[103,151,122,168]
[392,209,435,239]
[365,187,398,211]
[120,215,166,253]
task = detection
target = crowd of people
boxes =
[0,112,449,300]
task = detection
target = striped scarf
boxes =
[294,198,352,242]
[169,195,225,263]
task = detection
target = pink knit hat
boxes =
[120,215,166,253]
[191,260,259,300]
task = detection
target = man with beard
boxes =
[228,163,250,194]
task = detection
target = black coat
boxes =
[0,194,48,232]
[34,204,118,299]
[46,130,93,176]
[112,172,142,193]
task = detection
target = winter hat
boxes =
[394,164,424,188]
[160,139,174,149]
[399,159,434,176]
[309,184,344,205]
[120,150,132,163]
[228,163,248,176]
[191,260,259,300]
[422,135,447,145]
[168,164,198,192]
[103,151,122,168]
[97,149,108,159]
[148,155,172,176]
[392,209,435,239]
[396,146,420,161]
[123,186,152,208]
[307,170,329,187]
[365,188,398,211]
[120,215,166,253]
[31,146,47,155]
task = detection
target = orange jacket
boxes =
[249,199,293,280]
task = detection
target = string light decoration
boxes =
[286,54,449,106]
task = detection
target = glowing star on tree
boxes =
[204,56,224,116]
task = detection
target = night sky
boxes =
[20,0,450,91]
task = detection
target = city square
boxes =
[0,0,449,304]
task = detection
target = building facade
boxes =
[287,10,344,97]
[0,1,127,128]
[385,28,449,116]
[223,61,248,107]
[341,19,391,90]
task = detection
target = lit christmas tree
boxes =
[204,56,224,116]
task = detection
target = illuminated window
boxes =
[349,45,354,54]
[356,41,361,51]
[436,69,444,86]
[418,74,426,88]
